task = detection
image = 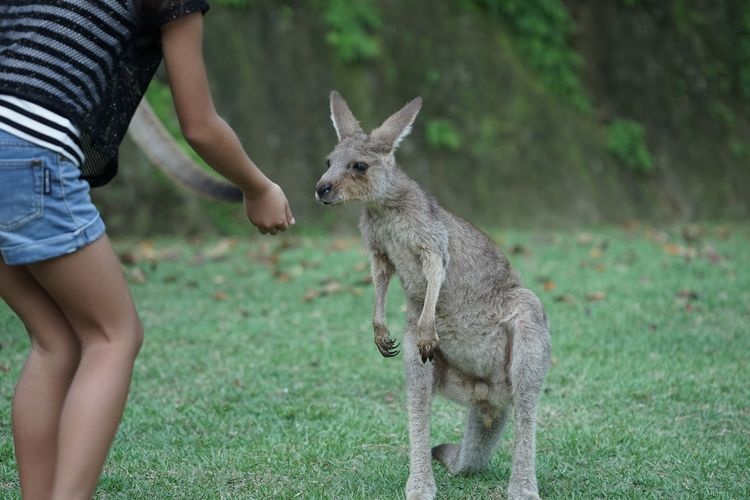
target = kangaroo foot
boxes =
[432,443,460,473]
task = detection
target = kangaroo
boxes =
[315,91,552,500]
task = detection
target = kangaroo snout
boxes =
[315,181,335,204]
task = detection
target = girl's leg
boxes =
[27,235,143,500]
[0,261,81,500]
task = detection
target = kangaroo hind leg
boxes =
[433,404,509,474]
[506,306,550,500]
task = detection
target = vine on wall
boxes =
[317,0,383,63]
[472,0,591,112]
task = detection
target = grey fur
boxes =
[316,91,552,500]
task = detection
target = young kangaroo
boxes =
[315,91,552,500]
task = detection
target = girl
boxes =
[0,1,294,498]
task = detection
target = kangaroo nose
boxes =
[316,183,333,199]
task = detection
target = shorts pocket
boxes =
[0,158,45,231]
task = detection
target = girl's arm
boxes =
[160,12,294,235]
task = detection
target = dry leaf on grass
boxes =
[119,241,179,265]
[677,289,699,300]
[302,280,361,302]
[585,291,606,302]
[128,267,147,284]
[554,294,576,304]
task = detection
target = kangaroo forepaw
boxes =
[415,323,438,363]
[376,336,400,357]
[417,335,437,363]
[374,326,400,358]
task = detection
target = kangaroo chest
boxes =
[366,215,432,301]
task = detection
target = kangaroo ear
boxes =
[370,97,422,152]
[330,90,364,141]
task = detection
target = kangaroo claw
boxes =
[418,340,437,363]
[375,336,400,358]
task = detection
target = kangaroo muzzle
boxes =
[315,181,335,204]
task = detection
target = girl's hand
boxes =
[244,182,295,235]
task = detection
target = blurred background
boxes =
[97,0,750,235]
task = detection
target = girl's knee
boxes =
[119,314,144,359]
[79,313,144,359]
[110,315,144,359]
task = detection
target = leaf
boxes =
[129,267,147,284]
[357,274,373,285]
[589,247,603,258]
[353,261,369,272]
[576,232,594,245]
[327,238,357,252]
[119,250,138,265]
[677,289,699,300]
[213,291,229,301]
[536,276,554,291]
[273,270,292,282]
[203,238,236,261]
[510,243,532,256]
[663,243,696,258]
[714,226,731,240]
[701,244,725,263]
[585,291,606,302]
[322,281,344,294]
[119,240,179,264]
[554,294,576,304]
[302,280,345,302]
[681,224,704,243]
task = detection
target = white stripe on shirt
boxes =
[0,95,85,166]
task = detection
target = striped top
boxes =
[0,0,210,186]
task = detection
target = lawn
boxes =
[1,223,748,499]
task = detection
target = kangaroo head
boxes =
[315,90,422,205]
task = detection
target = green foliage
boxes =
[739,3,750,102]
[212,0,253,7]
[474,0,591,111]
[425,119,461,151]
[731,141,748,161]
[320,0,382,63]
[607,119,654,173]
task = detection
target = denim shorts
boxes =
[0,129,105,265]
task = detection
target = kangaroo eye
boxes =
[325,159,331,168]
[351,161,369,172]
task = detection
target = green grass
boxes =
[1,224,749,499]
